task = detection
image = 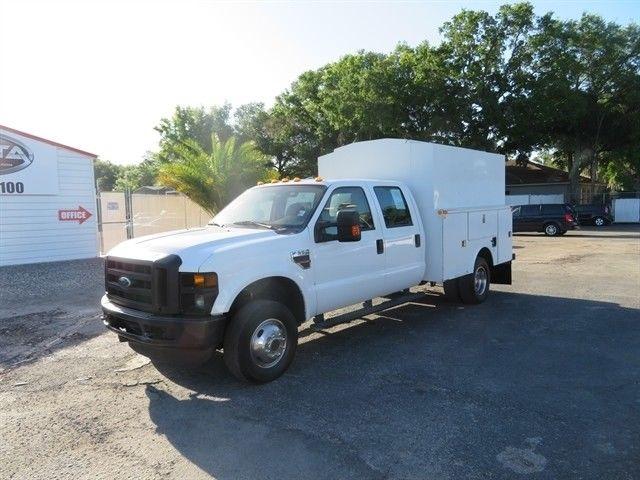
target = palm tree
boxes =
[157,135,271,215]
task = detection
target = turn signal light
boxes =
[351,225,361,237]
[193,273,218,289]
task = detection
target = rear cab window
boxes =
[373,186,413,228]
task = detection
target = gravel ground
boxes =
[0,258,104,367]
[0,226,639,479]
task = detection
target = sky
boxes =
[1,0,638,165]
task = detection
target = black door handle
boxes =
[415,234,421,247]
[376,239,384,254]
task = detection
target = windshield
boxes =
[211,184,327,231]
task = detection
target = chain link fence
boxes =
[96,190,211,254]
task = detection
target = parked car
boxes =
[512,203,578,236]
[572,204,612,227]
[101,139,514,383]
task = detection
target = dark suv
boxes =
[572,204,612,227]
[512,203,578,236]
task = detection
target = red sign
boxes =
[58,206,92,224]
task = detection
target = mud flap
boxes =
[491,261,512,285]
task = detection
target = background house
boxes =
[505,159,606,206]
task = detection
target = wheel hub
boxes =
[474,266,488,296]
[250,319,287,368]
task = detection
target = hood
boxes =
[107,225,278,271]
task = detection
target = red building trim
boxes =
[0,124,98,159]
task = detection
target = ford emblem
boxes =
[0,134,34,175]
[118,276,132,288]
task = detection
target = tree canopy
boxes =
[95,2,639,201]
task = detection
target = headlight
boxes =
[180,272,219,315]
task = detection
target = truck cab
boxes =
[102,139,513,383]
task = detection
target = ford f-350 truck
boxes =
[102,139,513,382]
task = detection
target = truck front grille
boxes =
[105,255,181,314]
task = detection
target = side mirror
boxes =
[336,210,361,242]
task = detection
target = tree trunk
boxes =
[590,156,598,184]
[569,149,589,204]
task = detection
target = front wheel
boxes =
[459,256,491,304]
[223,300,298,383]
[594,216,605,227]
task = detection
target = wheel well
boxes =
[477,247,494,267]
[229,277,306,325]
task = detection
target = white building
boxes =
[0,125,99,266]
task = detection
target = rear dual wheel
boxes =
[443,256,490,304]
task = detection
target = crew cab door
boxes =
[312,186,386,314]
[372,185,424,292]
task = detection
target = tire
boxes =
[223,300,298,383]
[443,278,462,303]
[544,223,560,236]
[594,216,605,227]
[459,256,491,304]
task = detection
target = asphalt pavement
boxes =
[0,225,638,479]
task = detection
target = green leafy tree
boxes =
[156,135,272,214]
[112,157,159,191]
[93,159,122,191]
[154,104,235,163]
[527,13,640,198]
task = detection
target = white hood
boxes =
[107,225,277,271]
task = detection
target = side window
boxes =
[315,187,374,242]
[521,205,539,216]
[374,186,413,228]
[541,204,562,215]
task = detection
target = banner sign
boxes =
[0,129,59,195]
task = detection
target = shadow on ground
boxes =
[146,291,640,480]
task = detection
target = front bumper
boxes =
[101,294,226,351]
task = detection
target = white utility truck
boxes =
[102,139,513,382]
